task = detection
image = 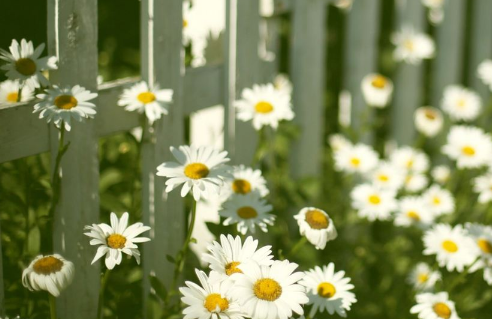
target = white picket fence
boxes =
[0,0,491,318]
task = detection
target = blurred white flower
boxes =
[390,146,429,174]
[473,173,492,204]
[422,185,454,217]
[333,0,353,11]
[442,125,492,169]
[334,143,379,174]
[466,223,492,283]
[273,74,293,96]
[220,165,269,200]
[431,165,450,184]
[442,85,481,122]
[370,162,406,191]
[404,172,428,193]
[361,73,393,108]
[414,107,443,137]
[410,292,460,319]
[395,196,434,228]
[407,262,441,291]
[351,183,397,221]
[392,26,435,65]
[477,59,492,91]
[294,207,337,250]
[422,0,445,24]
[0,79,33,104]
[329,134,352,153]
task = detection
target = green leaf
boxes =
[149,274,168,302]
[190,237,197,244]
[166,254,175,263]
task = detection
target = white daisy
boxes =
[221,165,269,199]
[404,172,429,193]
[415,107,444,137]
[431,165,450,184]
[0,39,57,89]
[395,196,434,228]
[22,254,74,297]
[117,81,173,124]
[180,269,245,319]
[294,207,338,250]
[407,262,441,291]
[370,162,406,191]
[84,212,151,270]
[202,234,274,284]
[465,223,492,279]
[334,143,379,174]
[234,83,294,130]
[422,185,454,217]
[473,173,492,204]
[33,85,98,131]
[442,125,492,169]
[477,59,492,91]
[219,192,275,235]
[392,26,435,65]
[333,0,353,11]
[300,264,356,318]
[411,292,460,319]
[441,85,481,122]
[232,260,309,319]
[422,0,445,24]
[390,146,429,173]
[361,73,393,108]
[156,145,231,201]
[350,183,397,221]
[273,74,293,96]
[328,134,352,153]
[423,224,479,272]
[0,79,34,104]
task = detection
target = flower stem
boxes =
[97,268,111,319]
[286,236,307,259]
[17,86,23,103]
[49,293,57,319]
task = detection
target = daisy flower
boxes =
[407,262,441,291]
[180,269,245,319]
[465,223,492,280]
[473,173,492,203]
[0,39,57,89]
[33,85,98,131]
[361,73,393,108]
[300,264,356,318]
[117,81,173,124]
[202,234,274,283]
[395,196,434,228]
[234,83,294,130]
[294,207,338,250]
[442,125,492,169]
[441,85,481,121]
[156,145,231,201]
[273,74,293,96]
[328,133,352,153]
[422,0,445,24]
[0,79,34,104]
[392,26,435,65]
[423,224,479,272]
[431,165,450,184]
[411,292,460,319]
[422,185,454,217]
[334,0,353,11]
[414,107,443,137]
[390,146,429,173]
[477,59,492,91]
[84,212,151,270]
[231,260,309,319]
[334,143,379,174]
[219,192,275,234]
[370,162,406,191]
[22,254,74,297]
[351,183,397,221]
[404,172,429,193]
[221,165,269,199]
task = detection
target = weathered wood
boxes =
[184,65,224,114]
[290,0,327,177]
[391,0,425,144]
[47,0,100,318]
[0,224,4,316]
[224,0,238,153]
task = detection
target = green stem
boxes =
[447,258,479,294]
[49,293,57,319]
[97,268,111,319]
[286,237,307,259]
[17,86,23,103]
[251,127,267,168]
[130,116,147,217]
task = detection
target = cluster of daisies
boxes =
[180,234,356,319]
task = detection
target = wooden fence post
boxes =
[0,225,4,316]
[47,0,100,318]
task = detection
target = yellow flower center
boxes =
[404,40,415,52]
[350,157,360,167]
[406,159,414,169]
[107,234,127,249]
[183,19,188,28]
[461,146,475,157]
[478,239,492,254]
[232,179,252,194]
[368,195,381,205]
[15,58,37,76]
[424,109,437,120]
[225,261,242,276]
[255,101,274,114]
[54,95,78,110]
[378,174,389,182]
[137,92,156,104]
[7,92,19,102]
[442,240,458,253]
[433,302,452,319]
[305,209,329,229]
[33,256,64,275]
[371,75,387,89]
[418,273,428,283]
[253,278,282,301]
[432,196,441,205]
[406,211,420,221]
[317,282,336,298]
[204,293,229,312]
[237,206,258,219]
[457,99,466,108]
[184,163,209,179]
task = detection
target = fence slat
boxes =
[290,0,327,177]
[224,0,237,153]
[47,0,100,318]
[391,0,425,144]
[0,224,4,316]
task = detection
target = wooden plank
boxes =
[46,0,100,318]
[224,0,238,153]
[184,65,224,114]
[391,0,425,144]
[0,224,4,316]
[290,0,327,177]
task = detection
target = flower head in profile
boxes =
[415,107,443,137]
[220,165,269,200]
[361,73,393,108]
[300,263,356,318]
[234,83,294,130]
[0,39,57,89]
[351,183,397,221]
[0,80,33,104]
[156,145,231,201]
[411,292,460,319]
[441,85,481,122]
[442,125,492,169]
[294,207,337,250]
[334,143,379,174]
[22,254,74,297]
[407,262,441,291]
[84,212,151,269]
[33,85,98,131]
[392,26,435,65]
[477,59,492,91]
[431,165,450,184]
[118,81,173,124]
